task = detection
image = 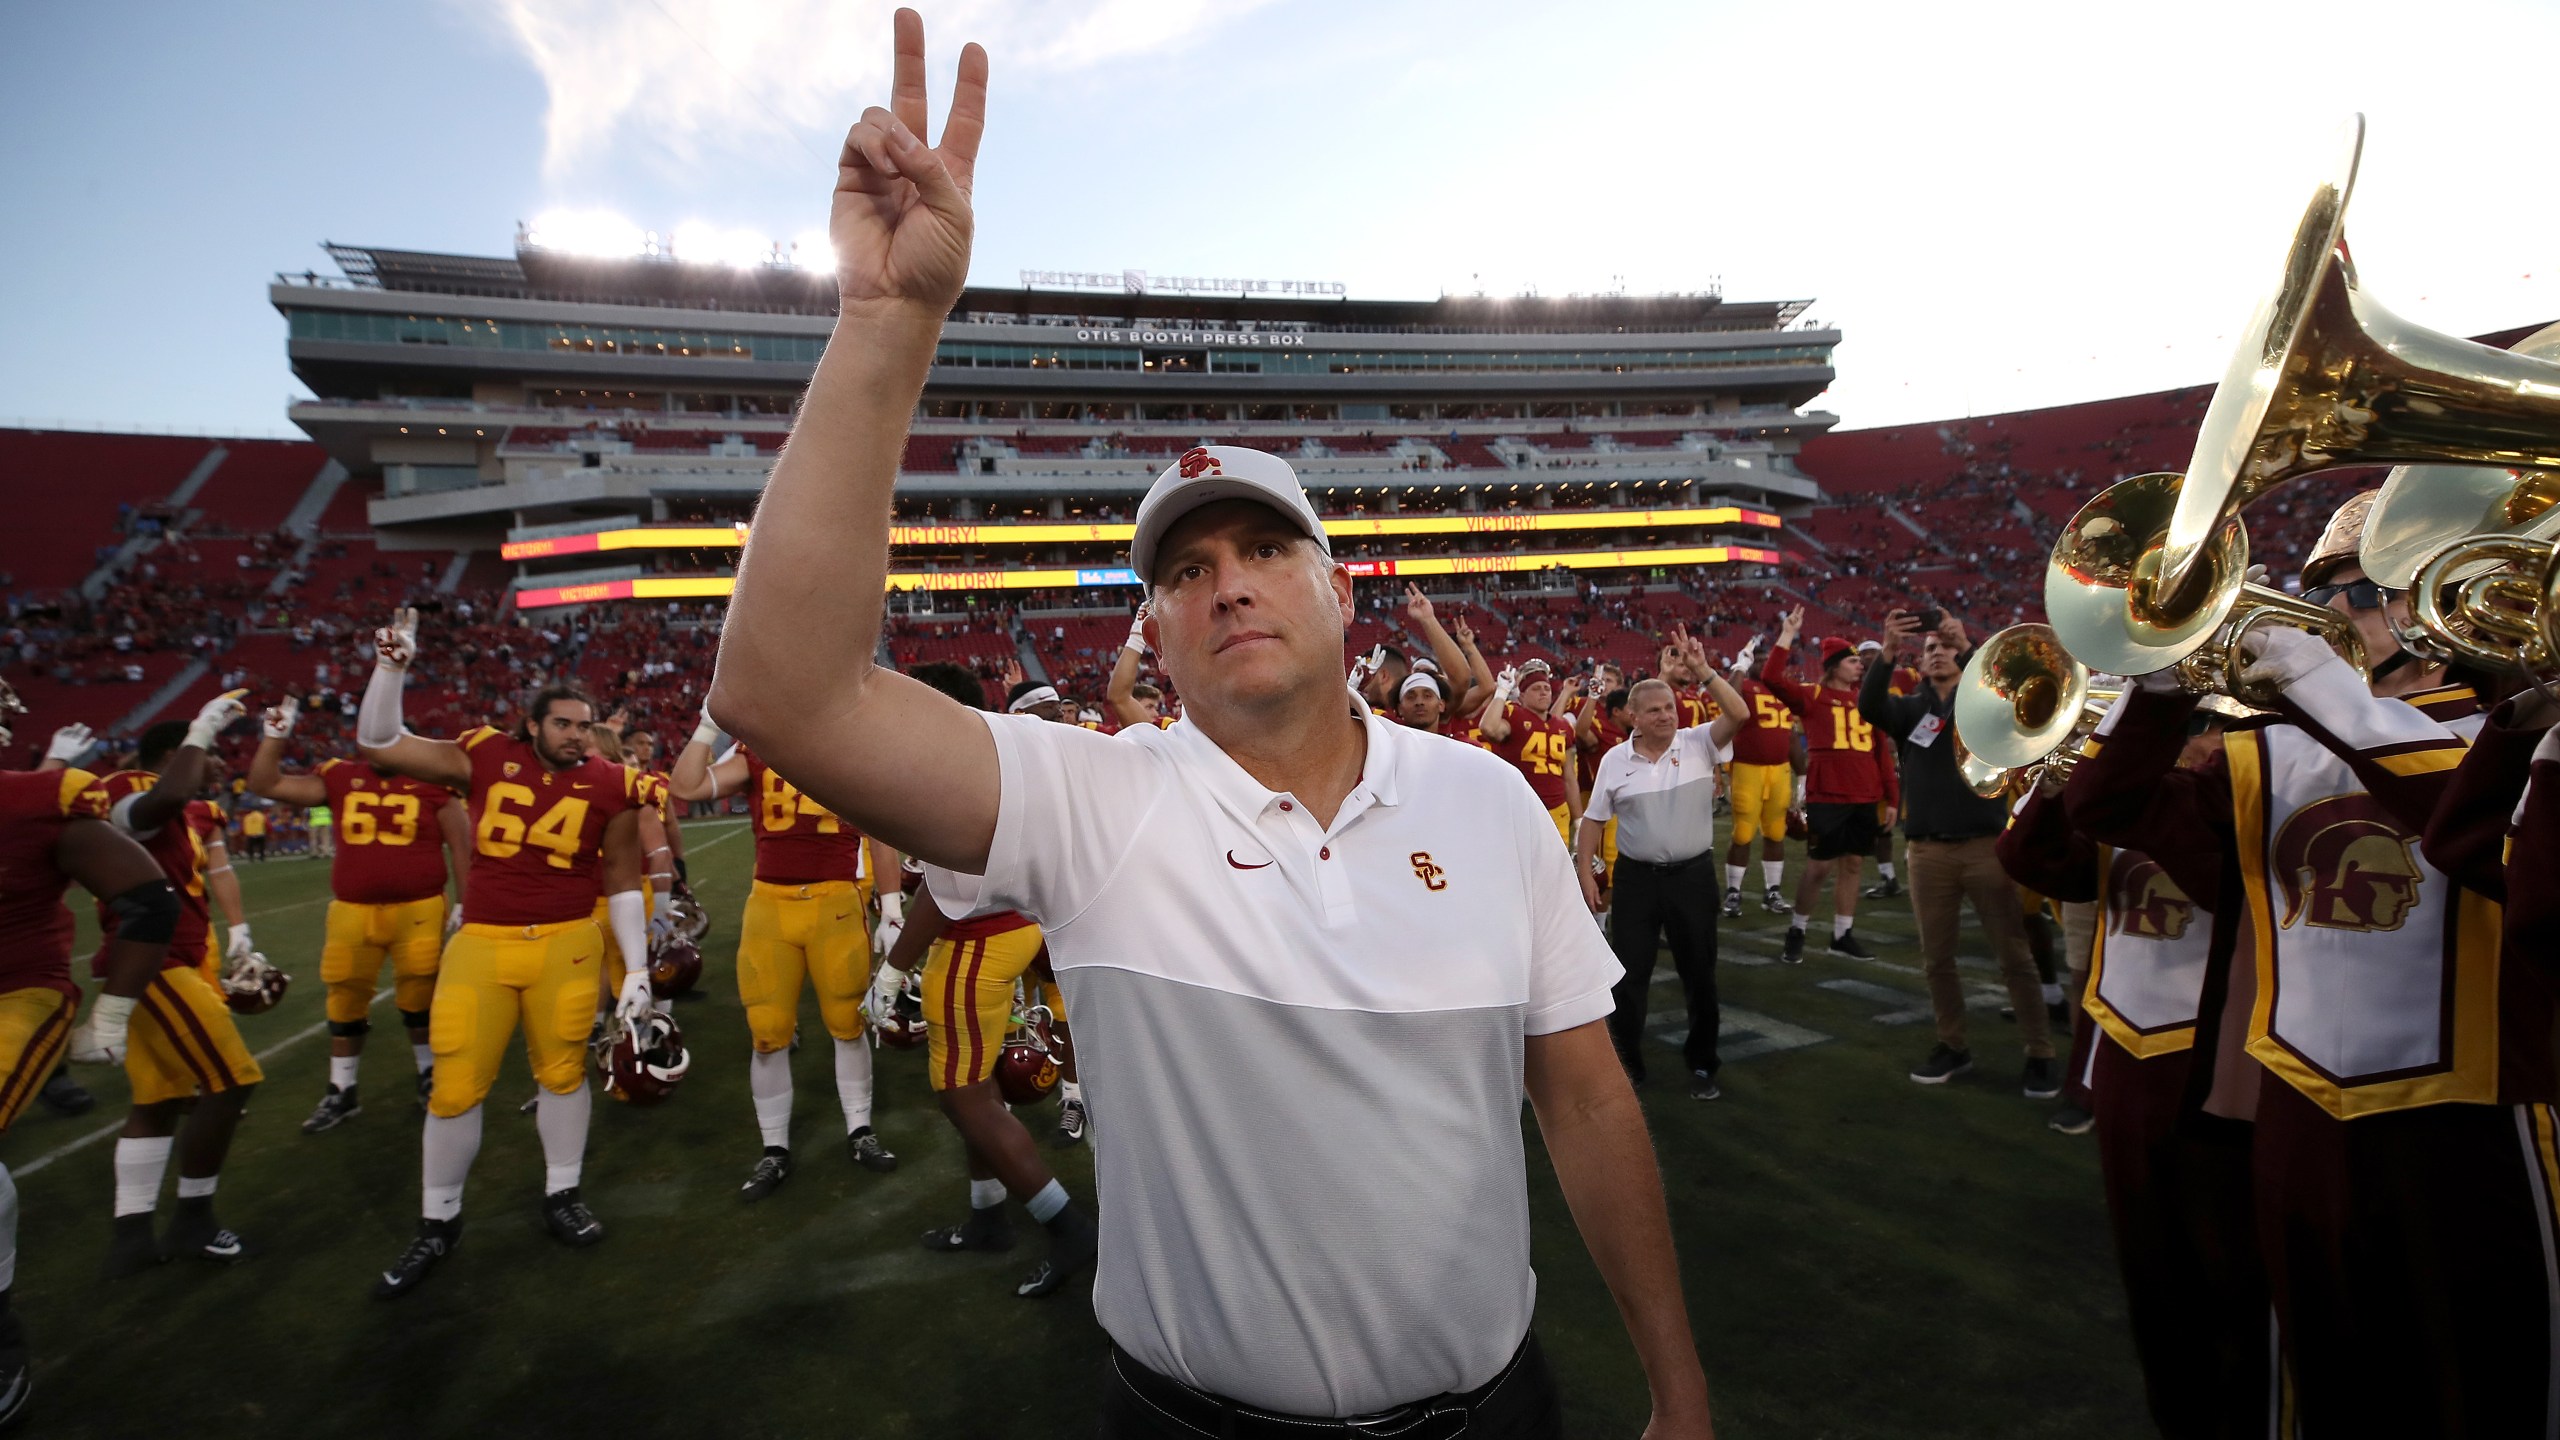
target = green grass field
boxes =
[0,818,2155,1438]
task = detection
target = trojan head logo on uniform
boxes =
[2272,793,2425,933]
[2107,852,2195,941]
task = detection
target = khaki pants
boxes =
[1907,837,2051,1058]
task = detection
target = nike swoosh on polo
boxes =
[1225,851,1272,870]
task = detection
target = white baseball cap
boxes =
[1130,446,1330,584]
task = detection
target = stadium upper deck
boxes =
[277,238,1842,572]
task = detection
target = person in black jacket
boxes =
[1860,610,2056,1096]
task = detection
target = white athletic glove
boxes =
[226,923,253,961]
[1125,601,1151,655]
[186,689,248,750]
[44,724,92,765]
[374,606,419,671]
[647,910,674,946]
[874,891,907,956]
[445,901,465,936]
[868,958,906,1024]
[1732,637,1760,674]
[689,705,720,750]
[73,994,134,1065]
[1490,666,1520,709]
[2236,625,2341,695]
[614,970,655,1033]
[261,695,300,739]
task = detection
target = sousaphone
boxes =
[2160,115,2560,604]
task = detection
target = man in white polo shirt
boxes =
[710,16,1713,1436]
[1577,669,1747,1102]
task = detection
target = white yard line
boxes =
[15,987,395,1178]
[25,817,757,1177]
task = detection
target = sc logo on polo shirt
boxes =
[1410,852,1447,892]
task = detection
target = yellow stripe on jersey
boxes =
[2373,747,2464,777]
[54,767,101,816]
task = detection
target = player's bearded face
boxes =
[1147,502,1348,713]
[529,702,594,768]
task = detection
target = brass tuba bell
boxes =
[2046,472,2368,707]
[2161,115,2560,603]
[1952,623,2120,793]
[2357,322,2560,590]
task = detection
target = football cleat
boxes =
[1829,929,1876,960]
[101,1215,161,1280]
[1720,888,1744,920]
[846,1127,897,1174]
[1056,1097,1089,1146]
[373,1218,460,1300]
[164,1199,249,1265]
[219,952,290,1015]
[1862,876,1904,900]
[0,1305,29,1433]
[647,933,702,998]
[1780,928,1806,965]
[739,1147,792,1202]
[600,1011,690,1105]
[922,1207,1015,1254]
[1016,1206,1097,1300]
[301,1085,361,1135]
[35,1070,93,1117]
[542,1188,604,1247]
[1761,885,1789,913]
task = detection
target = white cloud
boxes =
[467,0,1270,179]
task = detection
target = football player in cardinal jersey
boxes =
[668,705,900,1199]
[873,662,1097,1299]
[353,609,656,1298]
[1475,659,1583,846]
[1759,607,1897,961]
[246,696,470,1132]
[79,698,267,1271]
[0,688,178,1425]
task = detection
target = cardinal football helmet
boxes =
[601,1010,691,1105]
[994,1004,1064,1105]
[667,884,712,944]
[870,969,929,1051]
[648,933,703,996]
[220,952,291,1015]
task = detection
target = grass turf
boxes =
[0,819,2154,1438]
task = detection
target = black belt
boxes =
[1109,1333,1535,1439]
[1613,853,1712,875]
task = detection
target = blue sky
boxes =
[7,0,2556,438]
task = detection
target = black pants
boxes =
[1098,1333,1562,1439]
[1604,853,1720,1082]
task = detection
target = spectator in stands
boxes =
[1860,609,2056,1097]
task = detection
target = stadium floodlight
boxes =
[523,208,650,258]
[674,222,778,270]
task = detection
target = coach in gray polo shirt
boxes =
[711,19,1713,1438]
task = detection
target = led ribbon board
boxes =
[500,507,1780,560]
[513,547,1782,609]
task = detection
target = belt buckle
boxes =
[1341,1404,1431,1435]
